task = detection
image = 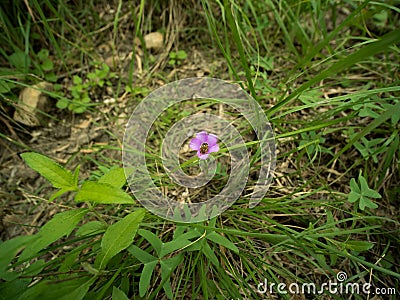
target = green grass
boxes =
[0,0,399,299]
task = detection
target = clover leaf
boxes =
[348,174,381,210]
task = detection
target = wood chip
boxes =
[13,82,52,126]
[144,32,164,50]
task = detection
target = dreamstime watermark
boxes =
[122,77,276,223]
[256,272,397,296]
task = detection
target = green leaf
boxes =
[18,209,88,262]
[176,50,187,60]
[348,191,359,203]
[56,98,69,109]
[0,79,11,93]
[362,188,381,199]
[160,236,192,257]
[112,286,130,300]
[75,181,134,204]
[76,221,106,236]
[58,251,80,278]
[139,261,157,297]
[18,277,95,300]
[138,229,163,257]
[20,152,76,190]
[206,231,239,254]
[201,241,219,267]
[45,72,57,82]
[22,259,45,277]
[96,209,145,269]
[160,254,183,299]
[9,51,30,70]
[348,175,380,210]
[128,245,157,264]
[16,280,47,300]
[58,277,95,300]
[344,241,374,252]
[359,176,381,199]
[0,279,29,299]
[359,196,378,210]
[72,105,87,114]
[98,168,133,189]
[41,60,53,71]
[73,165,80,187]
[87,72,97,80]
[73,75,82,85]
[349,178,360,194]
[0,235,35,280]
[49,187,75,202]
[37,49,49,61]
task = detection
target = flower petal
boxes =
[197,151,209,160]
[208,143,219,153]
[190,137,202,150]
[207,133,218,146]
[196,131,208,143]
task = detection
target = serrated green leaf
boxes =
[18,209,88,262]
[20,152,75,189]
[98,168,133,189]
[76,221,106,236]
[96,209,145,269]
[206,231,239,254]
[75,181,134,204]
[112,286,130,300]
[139,261,157,297]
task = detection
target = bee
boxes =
[199,143,209,155]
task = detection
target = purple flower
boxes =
[190,131,219,160]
